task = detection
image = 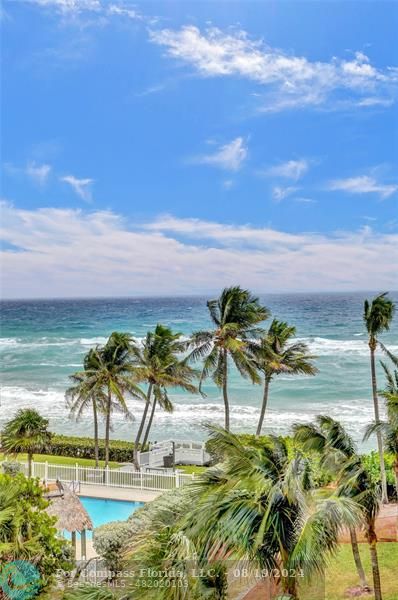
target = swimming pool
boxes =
[64,496,144,539]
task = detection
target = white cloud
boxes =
[272,186,298,202]
[193,137,247,171]
[60,175,94,201]
[150,26,398,111]
[28,0,150,22]
[28,0,101,13]
[26,161,51,185]
[1,204,396,298]
[328,175,398,199]
[265,159,309,181]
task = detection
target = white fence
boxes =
[138,439,211,468]
[12,461,194,492]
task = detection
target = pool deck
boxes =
[78,484,162,502]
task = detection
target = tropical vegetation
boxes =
[0,472,72,594]
[0,408,51,476]
[363,292,395,503]
[187,286,269,430]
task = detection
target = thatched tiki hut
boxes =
[46,488,93,559]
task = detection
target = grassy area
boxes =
[0,452,120,469]
[324,542,398,599]
[178,464,207,474]
[0,451,207,472]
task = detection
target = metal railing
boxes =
[10,460,195,492]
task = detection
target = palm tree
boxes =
[364,292,395,503]
[294,416,369,592]
[253,319,317,436]
[340,458,383,600]
[131,324,198,468]
[186,427,360,600]
[294,416,384,600]
[188,286,269,431]
[83,332,145,467]
[66,349,107,468]
[1,409,51,477]
[365,359,398,499]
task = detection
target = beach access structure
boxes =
[137,439,211,469]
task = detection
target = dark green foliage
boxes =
[46,434,139,462]
[0,473,73,596]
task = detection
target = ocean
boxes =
[1,293,397,449]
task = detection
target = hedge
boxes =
[0,434,138,463]
[46,435,137,463]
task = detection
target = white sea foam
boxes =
[298,336,398,357]
[79,337,108,346]
[0,384,379,446]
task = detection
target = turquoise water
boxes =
[1,294,397,447]
[64,496,143,539]
[81,496,143,528]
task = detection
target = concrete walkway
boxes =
[78,484,162,502]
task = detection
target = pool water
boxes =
[81,496,143,528]
[63,496,144,539]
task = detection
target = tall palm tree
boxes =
[132,324,198,468]
[294,416,384,600]
[365,359,398,499]
[253,319,317,436]
[188,286,269,431]
[66,349,107,468]
[364,292,395,503]
[84,332,145,467]
[294,416,369,592]
[186,427,360,600]
[1,409,51,477]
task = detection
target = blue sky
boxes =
[1,0,397,298]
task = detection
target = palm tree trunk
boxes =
[281,570,298,599]
[256,376,270,436]
[222,348,230,432]
[104,388,112,468]
[393,459,398,502]
[133,383,153,469]
[28,452,33,477]
[368,522,383,600]
[92,398,99,468]
[370,345,388,503]
[349,527,369,590]
[142,396,157,448]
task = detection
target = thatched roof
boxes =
[46,488,93,533]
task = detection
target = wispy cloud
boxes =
[60,175,94,201]
[3,161,51,186]
[272,186,298,202]
[26,161,51,185]
[27,0,102,13]
[2,204,396,298]
[192,137,248,171]
[328,175,398,199]
[150,26,398,112]
[265,159,309,181]
[28,0,151,23]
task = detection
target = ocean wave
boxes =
[0,384,379,445]
[79,337,108,346]
[297,336,398,357]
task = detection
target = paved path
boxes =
[78,484,162,502]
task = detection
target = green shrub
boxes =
[93,521,131,573]
[47,435,137,463]
[1,460,22,475]
[0,473,72,596]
